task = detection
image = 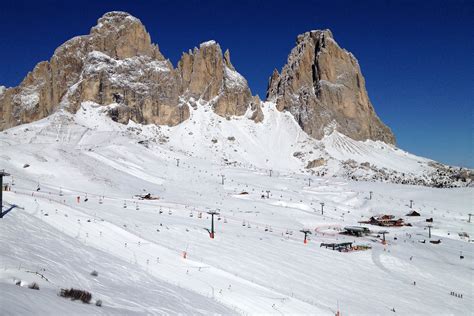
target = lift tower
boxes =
[207,210,220,239]
[0,170,11,211]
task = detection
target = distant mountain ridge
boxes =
[2,11,471,187]
[0,11,261,131]
[1,11,389,144]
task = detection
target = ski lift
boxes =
[217,215,222,221]
[285,229,289,235]
[242,220,246,226]
[159,208,163,214]
[224,218,228,223]
[36,182,41,191]
[269,227,273,232]
[123,200,127,208]
[84,194,88,202]
[247,223,251,228]
[59,187,63,196]
[189,211,193,217]
[265,226,269,232]
[136,203,139,211]
[99,196,103,204]
[168,209,172,215]
[198,212,202,219]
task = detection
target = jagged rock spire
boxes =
[267,30,395,144]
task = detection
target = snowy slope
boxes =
[0,102,473,315]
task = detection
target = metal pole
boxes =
[0,172,3,210]
[308,178,312,187]
[207,211,220,239]
[300,229,311,244]
[320,202,325,215]
[176,159,180,167]
[0,170,11,211]
[211,214,214,238]
[369,191,373,200]
[427,225,432,238]
[468,214,472,223]
[410,200,413,208]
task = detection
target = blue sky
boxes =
[1,0,472,167]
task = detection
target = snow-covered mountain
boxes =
[0,102,472,315]
[3,99,469,188]
[1,11,470,187]
[0,11,473,315]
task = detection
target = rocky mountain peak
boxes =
[0,12,263,131]
[178,40,260,119]
[267,29,395,144]
[89,11,162,60]
[296,29,333,44]
[1,13,394,146]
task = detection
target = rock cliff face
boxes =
[0,11,260,130]
[1,13,393,146]
[267,30,395,144]
[177,41,256,119]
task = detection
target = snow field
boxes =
[0,102,472,315]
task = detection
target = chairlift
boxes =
[36,182,41,191]
[217,216,222,221]
[59,187,63,196]
[198,212,202,218]
[224,218,227,223]
[269,227,273,232]
[242,220,246,226]
[123,200,127,208]
[189,211,193,217]
[265,226,269,232]
[247,223,251,228]
[136,203,139,211]
[168,210,172,215]
[99,196,103,204]
[84,194,88,202]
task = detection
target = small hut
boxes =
[406,210,421,216]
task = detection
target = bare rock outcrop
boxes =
[267,30,395,144]
[178,41,261,120]
[306,158,326,169]
[0,11,189,129]
[0,11,263,130]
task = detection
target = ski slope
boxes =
[0,102,472,315]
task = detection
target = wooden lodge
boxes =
[359,214,405,227]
